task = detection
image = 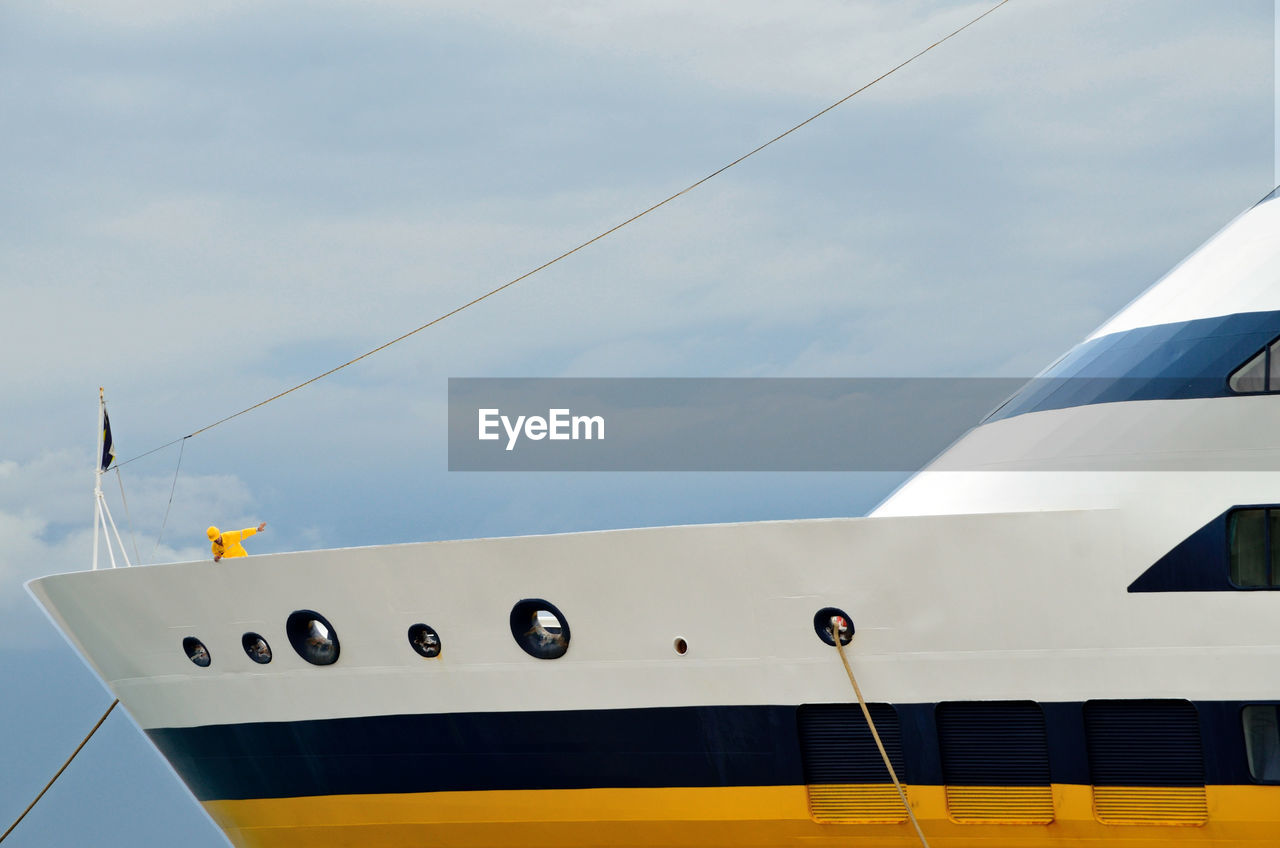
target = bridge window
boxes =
[1229,339,1280,393]
[1244,705,1280,782]
[1228,509,1280,588]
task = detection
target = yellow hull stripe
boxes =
[206,784,1280,848]
[944,785,1055,824]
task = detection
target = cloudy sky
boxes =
[0,1,1273,844]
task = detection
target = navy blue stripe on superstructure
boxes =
[147,700,1264,801]
[1128,505,1280,592]
[1129,509,1236,592]
[986,311,1280,422]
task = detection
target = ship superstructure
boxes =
[29,190,1280,846]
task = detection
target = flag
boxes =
[101,410,115,471]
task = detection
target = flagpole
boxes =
[93,388,130,569]
[93,388,103,571]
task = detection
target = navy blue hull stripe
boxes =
[986,310,1280,422]
[146,700,1267,802]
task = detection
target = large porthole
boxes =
[241,632,272,664]
[183,636,211,668]
[510,599,570,659]
[408,623,442,658]
[286,610,340,666]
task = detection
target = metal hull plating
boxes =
[29,507,1280,846]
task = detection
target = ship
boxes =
[28,187,1280,847]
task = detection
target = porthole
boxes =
[674,637,688,655]
[408,623,442,658]
[510,599,570,659]
[286,610,340,666]
[241,632,272,664]
[813,607,854,646]
[183,636,211,668]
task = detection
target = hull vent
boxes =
[1084,699,1208,824]
[797,704,907,823]
[936,701,1054,823]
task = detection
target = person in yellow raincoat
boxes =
[208,522,267,561]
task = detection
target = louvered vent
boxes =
[1084,700,1207,824]
[797,704,907,823]
[935,701,1054,823]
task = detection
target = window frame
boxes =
[1228,335,1280,394]
[1225,506,1280,590]
[1241,703,1280,785]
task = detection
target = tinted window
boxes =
[1243,705,1280,782]
[1230,349,1267,392]
[1229,508,1280,588]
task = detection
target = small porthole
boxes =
[408,623,442,658]
[813,607,854,646]
[183,636,211,668]
[674,638,688,655]
[241,632,272,664]
[286,610,340,666]
[510,599,570,659]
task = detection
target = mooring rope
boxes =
[0,700,119,844]
[830,616,930,847]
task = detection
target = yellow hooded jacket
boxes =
[210,527,258,559]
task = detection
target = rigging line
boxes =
[113,466,143,566]
[151,436,188,561]
[0,700,119,845]
[118,0,1014,464]
[117,435,185,469]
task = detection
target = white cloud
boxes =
[3,0,1267,424]
[0,0,1270,480]
[0,452,266,641]
[390,0,1001,98]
